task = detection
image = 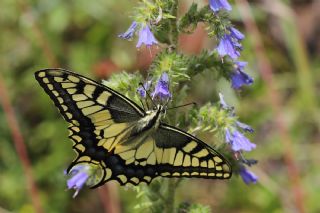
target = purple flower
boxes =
[239,167,258,184]
[151,72,171,101]
[136,24,158,48]
[216,35,240,59]
[137,80,151,98]
[137,86,146,98]
[66,164,90,198]
[230,27,245,40]
[225,129,256,152]
[216,27,244,59]
[119,22,158,48]
[218,93,230,109]
[231,61,253,89]
[236,121,254,133]
[209,0,232,12]
[118,21,138,40]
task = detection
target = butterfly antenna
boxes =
[139,99,146,111]
[167,102,197,110]
[139,82,156,108]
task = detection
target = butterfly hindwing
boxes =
[154,124,231,179]
[97,124,231,186]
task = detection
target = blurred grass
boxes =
[0,0,319,213]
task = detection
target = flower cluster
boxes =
[210,0,253,89]
[137,72,172,102]
[118,0,167,49]
[219,93,258,184]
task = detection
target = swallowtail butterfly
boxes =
[35,68,231,187]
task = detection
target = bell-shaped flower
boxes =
[66,163,103,198]
[118,21,138,40]
[151,72,171,101]
[225,128,256,152]
[137,80,152,98]
[136,24,158,48]
[209,0,232,12]
[239,167,258,184]
[216,27,244,59]
[66,164,91,198]
[231,61,253,89]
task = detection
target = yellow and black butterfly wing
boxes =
[103,123,232,186]
[154,124,231,179]
[35,68,231,187]
[35,68,145,176]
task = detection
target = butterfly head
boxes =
[143,104,167,129]
[155,104,167,128]
[149,104,166,114]
[156,104,167,117]
[157,104,166,112]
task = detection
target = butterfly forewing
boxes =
[35,68,232,187]
[35,69,144,163]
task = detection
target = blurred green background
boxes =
[0,0,319,212]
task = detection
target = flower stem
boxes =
[165,179,176,213]
[169,0,179,47]
[164,1,179,212]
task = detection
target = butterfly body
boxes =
[35,68,231,187]
[136,105,164,131]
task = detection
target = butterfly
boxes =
[35,68,232,187]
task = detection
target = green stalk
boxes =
[169,0,179,47]
[165,1,179,212]
[165,179,176,213]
